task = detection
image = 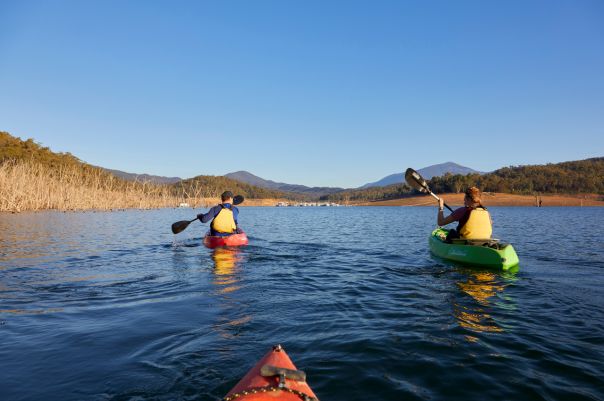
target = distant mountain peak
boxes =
[360,162,482,188]
[224,171,343,196]
[417,162,483,180]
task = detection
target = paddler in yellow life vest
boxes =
[437,186,492,241]
[197,191,241,236]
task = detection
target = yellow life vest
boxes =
[211,205,237,234]
[459,208,492,239]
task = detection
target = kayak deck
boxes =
[224,344,318,401]
[429,228,519,270]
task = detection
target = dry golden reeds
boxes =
[0,159,207,212]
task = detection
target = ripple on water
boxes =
[1,207,603,400]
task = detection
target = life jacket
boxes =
[458,206,492,239]
[211,204,237,234]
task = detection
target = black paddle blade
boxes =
[404,168,428,193]
[233,195,244,205]
[172,220,192,234]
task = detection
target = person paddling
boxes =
[437,186,492,241]
[197,191,241,236]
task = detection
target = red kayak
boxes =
[223,344,318,401]
[203,232,249,249]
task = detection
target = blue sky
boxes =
[1,1,603,187]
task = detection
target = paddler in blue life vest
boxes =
[437,186,492,241]
[197,191,241,236]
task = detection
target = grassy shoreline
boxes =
[0,160,198,213]
[356,193,604,207]
[3,193,602,214]
[2,159,602,213]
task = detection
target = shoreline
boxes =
[2,193,603,214]
[355,193,604,207]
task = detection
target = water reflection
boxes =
[453,269,518,335]
[211,248,243,294]
[210,248,252,340]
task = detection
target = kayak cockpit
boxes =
[430,228,519,270]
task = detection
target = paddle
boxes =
[404,168,454,212]
[171,195,244,234]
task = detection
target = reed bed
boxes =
[0,160,207,212]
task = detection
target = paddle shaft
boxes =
[171,218,199,234]
[426,190,454,212]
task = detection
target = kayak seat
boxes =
[261,364,307,382]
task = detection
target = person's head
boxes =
[464,186,482,207]
[221,191,234,203]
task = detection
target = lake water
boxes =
[1,207,603,401]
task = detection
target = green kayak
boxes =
[429,228,519,270]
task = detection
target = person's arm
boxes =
[197,206,219,223]
[437,198,460,226]
[233,207,239,226]
[233,207,243,233]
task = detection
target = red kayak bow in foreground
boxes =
[223,344,318,401]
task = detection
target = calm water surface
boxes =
[1,207,603,400]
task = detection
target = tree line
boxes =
[322,157,604,202]
[428,158,604,195]
[175,175,305,201]
[320,184,413,202]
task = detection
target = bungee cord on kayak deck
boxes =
[223,345,319,401]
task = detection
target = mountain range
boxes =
[224,171,344,197]
[224,162,481,193]
[103,162,482,195]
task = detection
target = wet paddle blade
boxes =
[405,168,428,193]
[233,195,244,205]
[172,220,192,234]
[405,167,454,212]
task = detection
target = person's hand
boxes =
[438,198,444,211]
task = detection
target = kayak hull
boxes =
[429,228,519,270]
[203,232,248,249]
[224,345,317,401]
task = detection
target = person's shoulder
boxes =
[451,207,468,218]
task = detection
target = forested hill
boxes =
[321,183,412,203]
[0,131,300,201]
[428,157,604,194]
[224,170,343,196]
[175,175,305,201]
[1,131,83,166]
[322,157,604,202]
[1,130,118,181]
